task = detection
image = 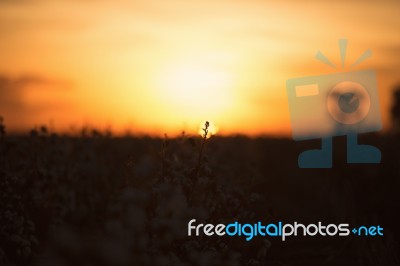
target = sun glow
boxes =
[158,64,234,114]
[1,0,398,135]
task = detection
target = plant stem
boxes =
[196,121,209,176]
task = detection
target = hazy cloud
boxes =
[0,74,71,130]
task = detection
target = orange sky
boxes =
[1,0,399,136]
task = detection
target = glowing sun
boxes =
[158,64,234,114]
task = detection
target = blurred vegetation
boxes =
[0,117,399,266]
[391,87,400,135]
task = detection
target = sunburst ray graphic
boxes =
[315,39,372,70]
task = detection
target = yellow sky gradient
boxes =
[1,0,399,136]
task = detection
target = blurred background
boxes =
[1,0,399,136]
[1,1,400,266]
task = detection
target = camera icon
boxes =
[287,70,382,168]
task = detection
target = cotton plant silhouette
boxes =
[195,121,209,178]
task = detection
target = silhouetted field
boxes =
[0,126,399,266]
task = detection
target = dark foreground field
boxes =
[0,128,399,266]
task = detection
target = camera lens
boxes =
[327,81,370,125]
[338,93,360,113]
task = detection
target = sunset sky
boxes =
[1,0,399,136]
